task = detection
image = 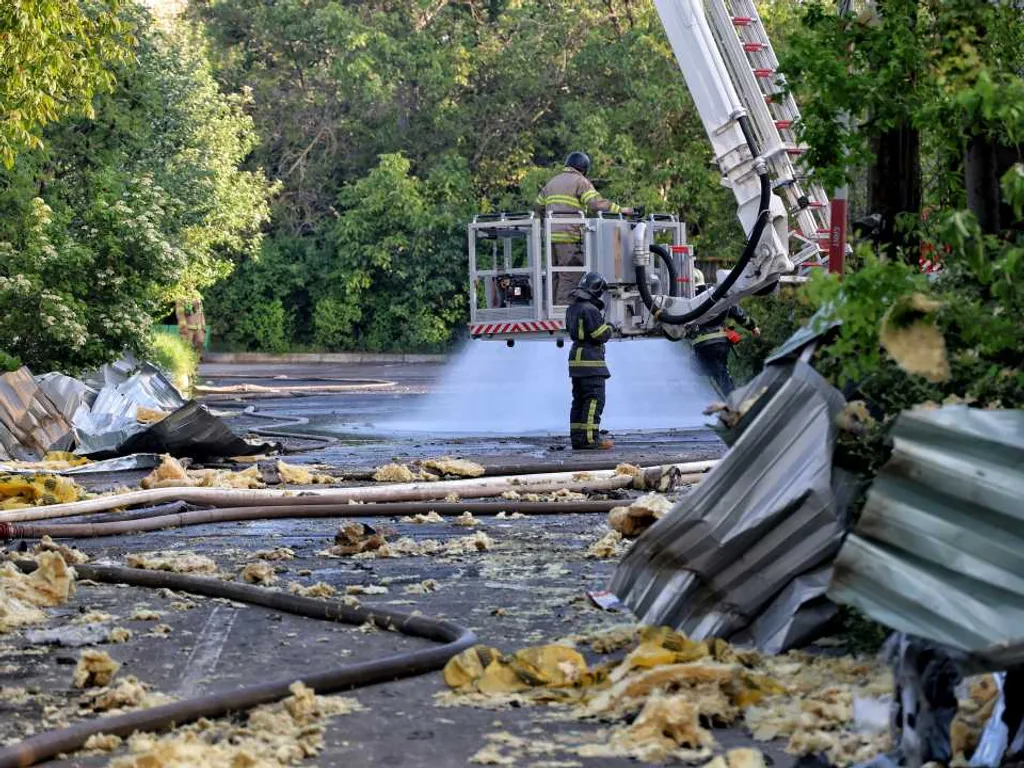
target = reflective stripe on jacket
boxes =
[688,303,756,349]
[566,298,611,378]
[535,168,622,243]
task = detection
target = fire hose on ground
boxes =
[0,461,718,525]
[0,561,477,768]
[0,500,627,540]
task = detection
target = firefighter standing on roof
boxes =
[566,272,614,450]
[535,152,634,305]
[687,269,759,397]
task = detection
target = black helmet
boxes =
[565,151,591,176]
[577,271,607,294]
[572,272,608,308]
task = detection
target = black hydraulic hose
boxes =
[649,244,681,298]
[0,500,623,540]
[0,561,476,768]
[636,114,773,326]
[636,172,771,326]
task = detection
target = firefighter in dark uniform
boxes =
[535,152,634,305]
[687,269,760,397]
[566,272,614,450]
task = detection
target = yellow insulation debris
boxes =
[372,463,418,483]
[140,455,264,490]
[239,562,278,585]
[0,473,82,509]
[421,456,486,478]
[276,460,335,485]
[608,493,674,538]
[584,530,622,559]
[0,551,75,633]
[125,551,218,574]
[73,649,120,688]
[108,681,361,768]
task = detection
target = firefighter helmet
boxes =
[565,151,591,176]
[577,271,607,297]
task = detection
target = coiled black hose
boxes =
[636,115,774,326]
[650,244,681,298]
[0,562,476,768]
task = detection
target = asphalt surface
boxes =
[0,360,773,768]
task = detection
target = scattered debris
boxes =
[254,547,296,561]
[107,681,361,767]
[443,627,893,767]
[24,623,108,647]
[329,522,388,556]
[31,535,89,564]
[287,582,337,599]
[275,460,336,485]
[130,608,161,621]
[372,463,418,483]
[146,623,172,637]
[0,473,82,509]
[880,292,951,383]
[346,584,388,595]
[421,456,486,478]
[495,510,526,520]
[83,733,123,752]
[453,511,480,527]
[608,494,673,538]
[586,590,625,611]
[73,649,120,688]
[107,627,132,644]
[125,551,218,575]
[239,562,278,586]
[403,579,439,595]
[140,454,264,490]
[614,463,645,488]
[377,531,493,558]
[74,610,115,624]
[404,511,444,524]
[584,530,623,559]
[82,675,173,713]
[0,551,75,633]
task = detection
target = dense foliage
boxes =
[0,0,133,165]
[0,8,273,372]
[195,0,745,351]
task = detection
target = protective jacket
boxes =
[535,167,623,244]
[566,295,612,378]
[688,303,756,348]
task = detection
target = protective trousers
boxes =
[552,243,585,305]
[570,376,606,448]
[694,342,735,398]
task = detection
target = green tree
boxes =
[0,0,134,165]
[0,9,274,372]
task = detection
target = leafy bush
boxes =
[0,9,272,373]
[147,333,198,393]
[0,351,21,373]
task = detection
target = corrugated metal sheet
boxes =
[610,359,852,647]
[0,368,73,461]
[829,406,1024,670]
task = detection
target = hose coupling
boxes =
[0,522,20,541]
[632,222,650,267]
[753,157,768,176]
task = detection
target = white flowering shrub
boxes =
[0,10,272,373]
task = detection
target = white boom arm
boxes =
[636,0,829,334]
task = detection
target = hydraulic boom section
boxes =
[466,0,828,344]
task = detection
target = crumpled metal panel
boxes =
[72,363,188,455]
[732,566,837,655]
[87,401,274,460]
[610,359,850,647]
[0,368,73,461]
[35,373,97,422]
[829,406,1024,670]
[0,454,161,475]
